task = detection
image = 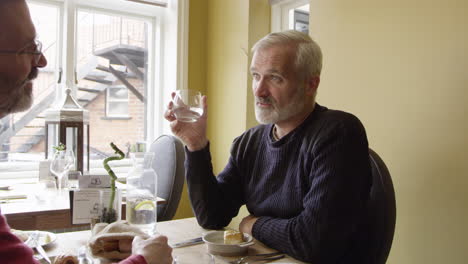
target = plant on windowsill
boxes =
[100,142,125,223]
[52,143,66,152]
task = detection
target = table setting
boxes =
[16,217,303,264]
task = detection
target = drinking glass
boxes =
[172,89,203,122]
[50,149,75,193]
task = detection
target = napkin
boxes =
[88,220,148,260]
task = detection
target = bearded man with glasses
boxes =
[0,0,46,119]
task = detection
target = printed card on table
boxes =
[70,189,101,224]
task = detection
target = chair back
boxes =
[367,148,396,264]
[148,135,185,221]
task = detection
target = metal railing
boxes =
[92,15,146,53]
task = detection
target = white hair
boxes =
[251,30,323,80]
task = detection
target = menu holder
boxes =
[78,174,111,189]
[70,189,105,225]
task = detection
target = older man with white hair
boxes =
[0,1,172,263]
[165,30,374,263]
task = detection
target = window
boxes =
[292,7,309,34]
[106,86,130,117]
[271,0,310,33]
[0,0,188,179]
[75,8,149,147]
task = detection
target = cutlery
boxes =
[173,253,215,264]
[171,237,204,248]
[24,234,33,246]
[0,194,27,200]
[29,231,51,264]
[36,244,51,264]
[228,252,283,264]
[244,254,285,264]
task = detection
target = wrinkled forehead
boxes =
[0,1,36,49]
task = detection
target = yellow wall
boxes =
[310,0,468,263]
[205,0,250,171]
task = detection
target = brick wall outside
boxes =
[88,80,146,155]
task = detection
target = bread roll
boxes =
[53,254,78,264]
[224,230,244,244]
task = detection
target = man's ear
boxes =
[305,76,320,96]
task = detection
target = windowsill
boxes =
[101,116,132,120]
[0,159,133,181]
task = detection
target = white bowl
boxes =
[202,231,254,257]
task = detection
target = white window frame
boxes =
[106,86,130,118]
[60,0,189,145]
[0,0,188,179]
[271,0,309,32]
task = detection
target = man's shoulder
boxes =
[310,104,368,144]
[314,104,365,129]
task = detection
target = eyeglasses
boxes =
[0,40,43,64]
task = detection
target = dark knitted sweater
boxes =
[185,104,373,264]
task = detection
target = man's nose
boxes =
[35,53,47,68]
[254,78,269,97]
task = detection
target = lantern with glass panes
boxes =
[45,89,90,174]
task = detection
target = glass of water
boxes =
[172,89,203,122]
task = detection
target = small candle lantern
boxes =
[45,89,90,174]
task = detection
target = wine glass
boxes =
[50,149,75,193]
[172,89,203,122]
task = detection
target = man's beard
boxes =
[0,69,38,115]
[254,84,306,124]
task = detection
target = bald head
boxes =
[0,0,33,46]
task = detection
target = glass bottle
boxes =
[126,152,158,235]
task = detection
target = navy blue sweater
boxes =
[185,104,373,263]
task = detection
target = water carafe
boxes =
[126,152,158,235]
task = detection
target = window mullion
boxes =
[62,0,78,99]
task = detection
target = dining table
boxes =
[36,217,306,264]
